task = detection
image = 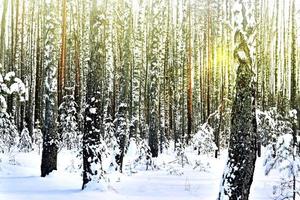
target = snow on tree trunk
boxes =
[82,96,104,190]
[82,0,105,190]
[218,0,257,199]
[41,0,59,177]
[148,0,165,158]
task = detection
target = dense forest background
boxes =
[0,0,299,198]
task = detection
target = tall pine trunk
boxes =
[58,0,67,107]
[82,0,103,189]
[0,0,8,69]
[186,0,193,145]
[41,0,58,177]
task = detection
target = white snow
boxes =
[10,78,26,95]
[0,149,279,200]
[0,95,7,112]
[4,72,15,81]
[89,108,97,114]
[237,50,247,62]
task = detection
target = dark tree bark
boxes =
[290,3,299,198]
[19,0,25,132]
[74,33,81,129]
[218,1,257,199]
[41,97,58,177]
[7,0,19,114]
[218,62,257,199]
[25,1,35,137]
[82,0,103,189]
[290,0,297,113]
[206,0,211,122]
[186,0,193,145]
[82,96,103,189]
[41,1,58,177]
[35,3,43,126]
[148,0,163,158]
[58,0,67,107]
[0,0,8,69]
[114,104,127,173]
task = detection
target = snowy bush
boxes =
[58,94,80,150]
[264,134,300,200]
[206,106,231,149]
[0,72,25,153]
[167,166,184,176]
[193,160,211,172]
[192,123,217,155]
[32,121,43,153]
[123,138,152,172]
[257,107,292,146]
[123,138,138,174]
[65,150,83,173]
[0,112,19,153]
[18,128,32,153]
[263,110,300,200]
[264,134,298,174]
[136,139,152,170]
[175,143,189,168]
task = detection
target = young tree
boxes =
[58,93,79,150]
[0,71,25,153]
[18,127,32,153]
[263,110,299,200]
[218,0,257,199]
[32,121,43,153]
[0,111,19,153]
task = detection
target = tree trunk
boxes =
[82,97,103,189]
[0,0,8,69]
[58,0,67,107]
[82,0,103,189]
[186,0,192,145]
[20,0,25,131]
[218,1,257,199]
[41,97,58,177]
[206,0,211,122]
[41,1,58,177]
[114,104,127,173]
[35,3,43,125]
[219,61,257,199]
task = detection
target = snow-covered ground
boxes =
[0,150,279,200]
